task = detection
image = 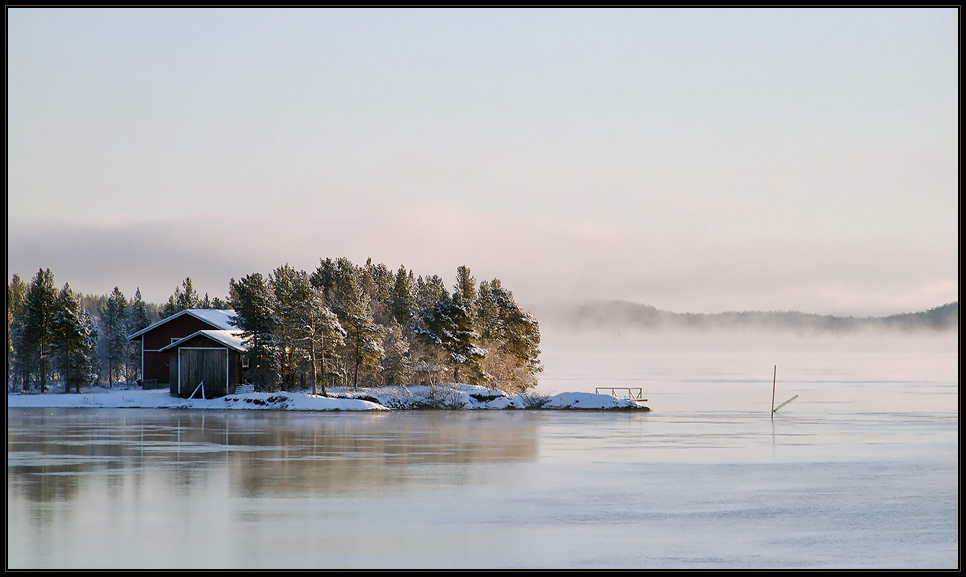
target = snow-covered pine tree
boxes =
[338,266,383,390]
[389,265,416,330]
[453,266,477,313]
[126,288,151,382]
[476,279,543,392]
[100,287,128,387]
[51,284,97,393]
[447,266,486,384]
[299,284,345,396]
[496,297,542,389]
[229,273,281,392]
[309,257,340,307]
[19,269,58,392]
[316,306,346,393]
[380,320,412,387]
[418,285,485,385]
[475,279,501,341]
[7,274,27,390]
[412,275,449,380]
[271,264,317,390]
[362,259,394,325]
[82,310,99,389]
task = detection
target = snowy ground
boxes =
[6,383,650,412]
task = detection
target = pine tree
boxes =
[418,287,485,385]
[271,264,315,390]
[380,321,412,387]
[496,298,542,387]
[453,266,477,311]
[475,279,501,341]
[229,273,281,392]
[100,287,128,387]
[339,267,383,390]
[160,294,178,319]
[20,269,58,392]
[160,277,201,318]
[177,277,200,310]
[449,266,485,384]
[301,288,345,396]
[51,284,96,393]
[362,258,394,325]
[82,310,99,388]
[415,275,447,322]
[412,274,449,380]
[310,257,343,309]
[476,279,543,392]
[389,265,416,330]
[126,288,151,382]
[7,274,27,390]
[270,264,346,396]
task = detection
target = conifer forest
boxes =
[7,258,542,395]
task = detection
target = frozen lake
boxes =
[6,329,959,569]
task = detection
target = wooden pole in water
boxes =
[771,365,777,417]
[774,394,799,412]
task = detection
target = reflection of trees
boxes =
[7,409,541,508]
[230,412,541,497]
[8,410,163,505]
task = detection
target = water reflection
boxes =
[8,409,541,504]
[8,332,958,569]
[7,402,957,569]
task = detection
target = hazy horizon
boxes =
[7,9,958,318]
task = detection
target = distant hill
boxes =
[879,302,959,331]
[531,301,959,333]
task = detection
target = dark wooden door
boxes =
[179,348,228,398]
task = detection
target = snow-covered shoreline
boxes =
[6,383,650,412]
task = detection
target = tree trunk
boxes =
[39,346,47,393]
[321,354,328,396]
[310,345,319,396]
[353,356,360,391]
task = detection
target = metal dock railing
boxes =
[595,387,647,403]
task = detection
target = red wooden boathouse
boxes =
[127,309,249,398]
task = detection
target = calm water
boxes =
[7,331,959,569]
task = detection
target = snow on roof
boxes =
[159,329,248,353]
[127,309,238,339]
[185,309,238,330]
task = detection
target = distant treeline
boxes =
[535,301,959,332]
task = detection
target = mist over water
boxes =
[7,326,958,569]
[535,326,958,415]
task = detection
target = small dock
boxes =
[596,387,648,406]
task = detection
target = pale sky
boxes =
[7,8,958,315]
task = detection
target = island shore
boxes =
[7,383,651,412]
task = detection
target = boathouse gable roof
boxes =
[127,309,238,340]
[159,329,249,353]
